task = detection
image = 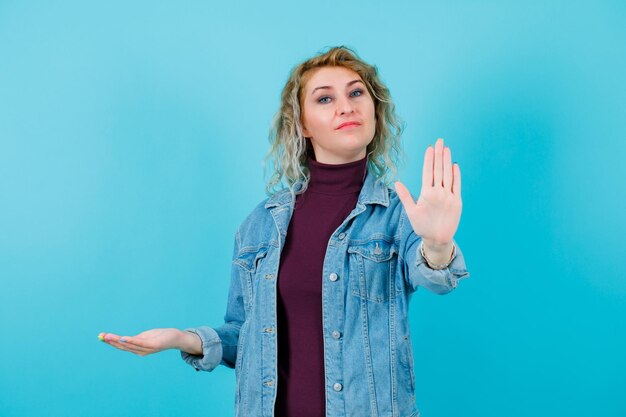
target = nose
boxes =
[336,96,355,115]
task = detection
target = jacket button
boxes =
[329,273,339,282]
[332,330,341,339]
[263,327,274,333]
[263,379,274,387]
[333,382,343,391]
[338,233,346,240]
[264,273,275,280]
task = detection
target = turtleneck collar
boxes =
[306,153,368,195]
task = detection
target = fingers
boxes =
[427,138,455,192]
[422,144,434,189]
[108,339,137,354]
[103,333,136,353]
[100,332,153,356]
[433,138,444,187]
[116,335,149,349]
[118,336,154,353]
[394,181,415,211]
[452,163,462,195]
[443,144,452,191]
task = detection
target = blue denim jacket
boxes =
[181,167,470,417]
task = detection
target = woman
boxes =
[100,46,470,417]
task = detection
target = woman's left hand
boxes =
[394,138,462,252]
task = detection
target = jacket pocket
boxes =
[348,237,398,302]
[234,244,271,273]
[233,244,272,308]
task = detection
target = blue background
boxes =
[1,1,625,416]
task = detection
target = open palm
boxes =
[100,328,182,356]
[394,138,462,247]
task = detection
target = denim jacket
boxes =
[180,167,470,417]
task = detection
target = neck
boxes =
[306,153,368,195]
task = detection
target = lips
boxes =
[336,121,362,130]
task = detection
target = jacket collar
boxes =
[264,166,390,209]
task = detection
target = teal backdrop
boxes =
[1,0,625,416]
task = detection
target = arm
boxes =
[180,230,245,371]
[98,231,245,364]
[399,208,470,294]
[395,138,469,294]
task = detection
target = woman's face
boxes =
[301,66,376,164]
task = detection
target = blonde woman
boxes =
[100,46,470,417]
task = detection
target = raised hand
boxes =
[99,328,194,356]
[394,138,462,257]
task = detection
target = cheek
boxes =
[367,103,376,126]
[307,112,332,133]
[367,104,377,138]
[302,113,318,136]
[368,121,377,141]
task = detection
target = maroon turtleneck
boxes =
[274,154,368,417]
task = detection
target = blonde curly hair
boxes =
[263,45,405,197]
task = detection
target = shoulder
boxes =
[238,198,271,228]
[235,190,289,242]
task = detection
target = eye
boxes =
[350,89,364,97]
[318,96,331,104]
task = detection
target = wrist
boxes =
[178,329,203,355]
[421,238,452,253]
[420,240,455,270]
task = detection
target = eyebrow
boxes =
[311,79,364,95]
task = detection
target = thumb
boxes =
[394,181,415,211]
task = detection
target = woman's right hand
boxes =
[99,328,194,356]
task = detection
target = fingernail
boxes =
[98,333,105,342]
[120,337,126,342]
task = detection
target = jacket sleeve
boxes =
[180,230,244,371]
[399,208,470,295]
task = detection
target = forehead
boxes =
[304,66,363,92]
